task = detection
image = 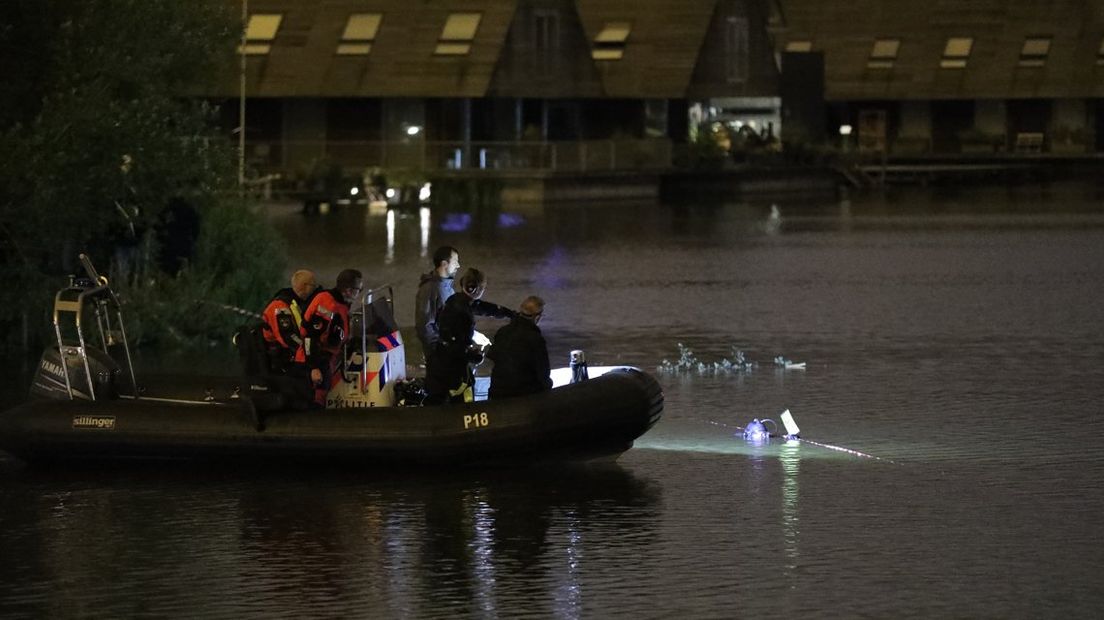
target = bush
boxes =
[0,0,286,352]
[120,200,287,348]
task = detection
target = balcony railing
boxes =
[245,139,674,175]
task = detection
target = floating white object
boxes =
[780,409,800,437]
[774,355,805,370]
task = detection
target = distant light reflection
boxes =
[497,213,524,228]
[385,208,396,264]
[419,207,430,257]
[535,246,568,291]
[471,497,497,616]
[384,512,413,610]
[440,212,471,233]
[554,510,583,619]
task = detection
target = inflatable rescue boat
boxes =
[0,256,663,465]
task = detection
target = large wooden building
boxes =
[774,0,1104,154]
[212,0,1104,176]
[212,0,779,175]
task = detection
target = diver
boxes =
[424,268,515,405]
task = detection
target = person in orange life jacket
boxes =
[261,269,319,372]
[424,268,516,405]
[297,269,363,407]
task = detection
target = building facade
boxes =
[212,0,779,177]
[774,0,1104,154]
[211,0,1104,179]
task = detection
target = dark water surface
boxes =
[4,182,1104,617]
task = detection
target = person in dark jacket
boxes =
[424,268,514,405]
[488,296,552,400]
[414,245,460,360]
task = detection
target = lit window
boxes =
[1018,36,1051,67]
[435,12,481,55]
[785,40,812,52]
[592,21,631,60]
[867,38,900,69]
[338,13,382,55]
[240,14,282,55]
[940,36,973,69]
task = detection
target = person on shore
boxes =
[488,296,553,400]
[424,268,515,405]
[414,245,461,360]
[297,268,362,408]
[261,269,319,372]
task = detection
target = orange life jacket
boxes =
[295,289,351,370]
[261,288,306,355]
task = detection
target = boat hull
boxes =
[0,367,662,465]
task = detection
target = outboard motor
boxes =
[31,254,136,401]
[31,346,120,401]
[570,350,589,383]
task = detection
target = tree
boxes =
[0,0,286,349]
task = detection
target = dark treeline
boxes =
[0,0,286,351]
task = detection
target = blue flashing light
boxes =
[440,213,472,232]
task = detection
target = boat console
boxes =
[328,285,407,408]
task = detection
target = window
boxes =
[338,13,382,55]
[725,17,749,83]
[1097,37,1104,65]
[435,12,481,55]
[592,21,631,60]
[1018,36,1051,67]
[940,36,973,68]
[533,10,560,71]
[867,38,900,69]
[784,40,812,53]
[240,14,282,55]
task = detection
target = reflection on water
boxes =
[3,180,1104,616]
[0,465,659,618]
[779,439,800,575]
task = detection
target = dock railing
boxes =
[247,138,674,176]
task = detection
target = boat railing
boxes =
[346,283,397,390]
[363,284,393,310]
[50,254,138,400]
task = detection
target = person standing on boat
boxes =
[487,296,552,400]
[424,268,515,404]
[414,245,460,360]
[298,269,363,408]
[261,269,319,372]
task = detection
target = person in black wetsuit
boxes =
[423,268,514,405]
[488,296,552,400]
